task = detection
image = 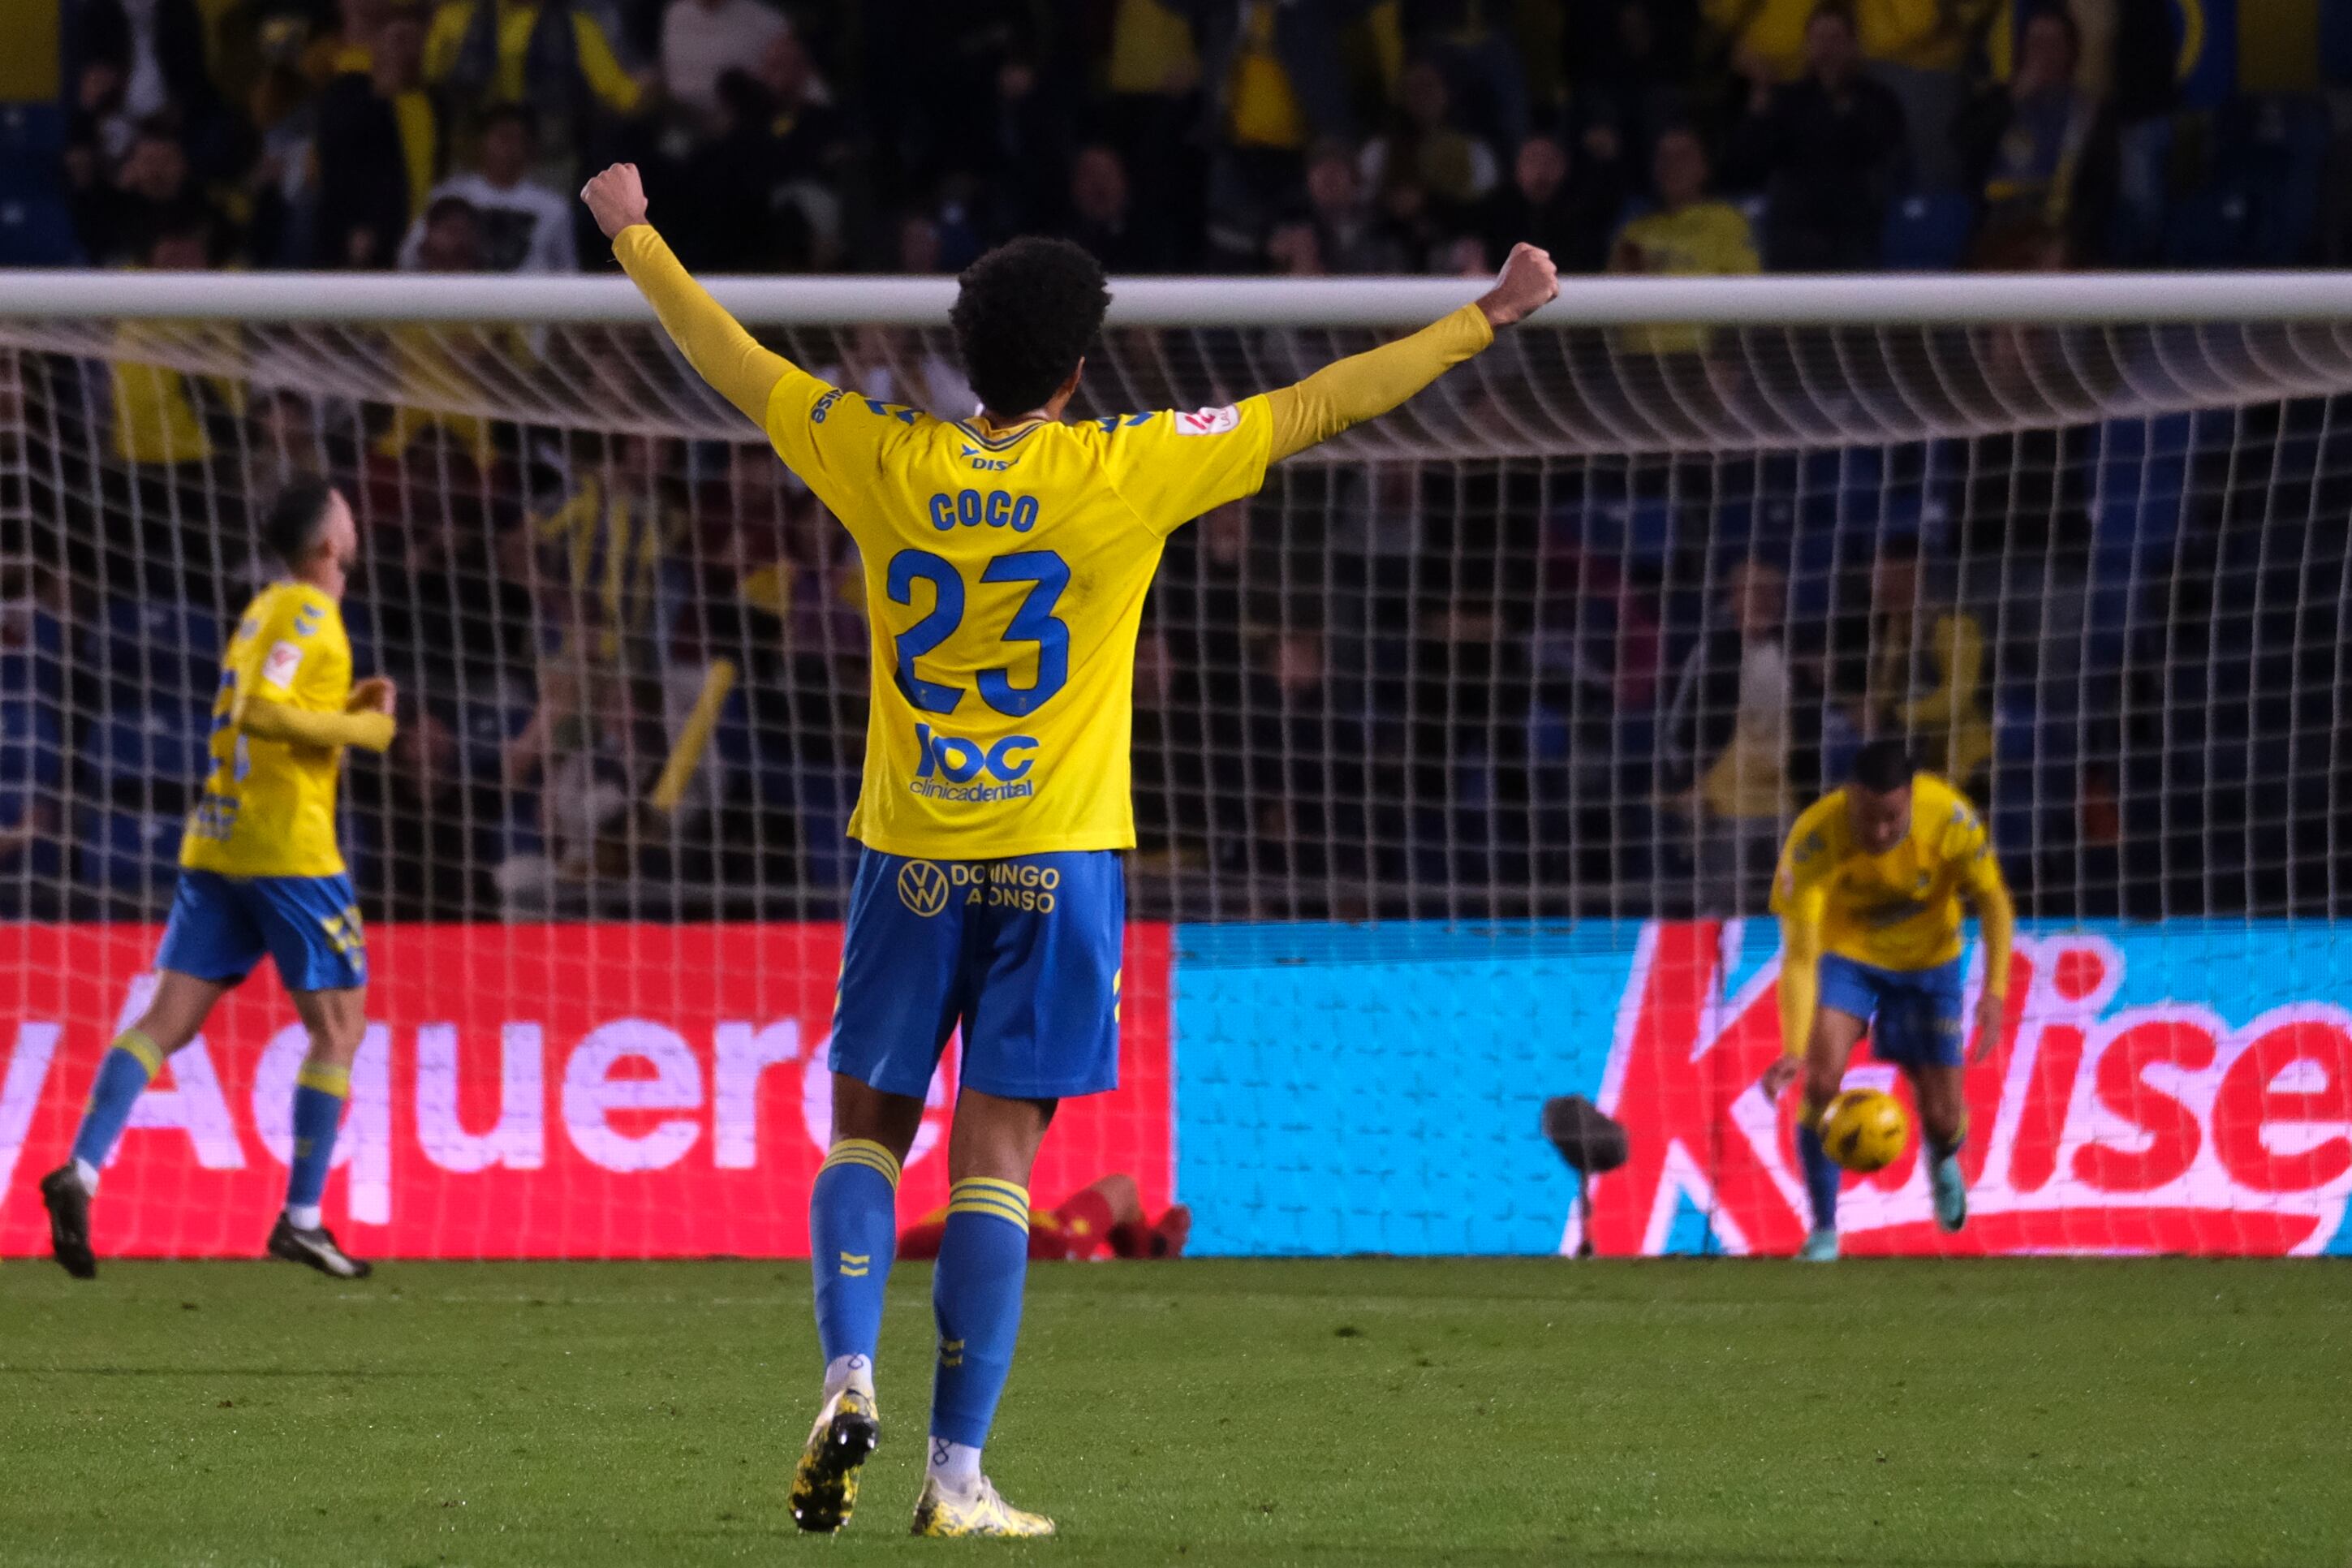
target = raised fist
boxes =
[1478,242,1559,329]
[579,163,649,240]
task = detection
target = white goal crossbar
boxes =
[11,269,2352,326]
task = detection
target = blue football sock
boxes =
[810,1139,902,1372]
[1797,1121,1842,1234]
[69,1031,164,1182]
[286,1061,350,1217]
[929,1178,1032,1450]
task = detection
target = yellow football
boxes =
[1820,1088,1910,1174]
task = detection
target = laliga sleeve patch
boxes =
[1174,405,1240,436]
[261,640,304,692]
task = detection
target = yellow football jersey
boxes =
[755,374,1274,859]
[181,581,355,877]
[1770,773,2003,972]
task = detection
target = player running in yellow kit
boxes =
[1760,739,2015,1260]
[581,161,1557,1536]
[40,478,398,1280]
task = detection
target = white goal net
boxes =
[1,272,2347,1260]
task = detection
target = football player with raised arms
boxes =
[1761,739,2016,1260]
[583,160,1556,1537]
[40,477,397,1282]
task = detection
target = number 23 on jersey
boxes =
[887,545,1070,720]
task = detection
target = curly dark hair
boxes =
[950,237,1110,417]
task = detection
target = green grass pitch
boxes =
[2,1258,2346,1566]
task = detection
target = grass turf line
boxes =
[0,1259,2345,1566]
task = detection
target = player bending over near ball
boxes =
[1760,739,2014,1261]
[40,478,398,1282]
[581,161,1556,1537]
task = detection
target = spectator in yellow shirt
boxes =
[1609,126,1760,355]
[1612,127,1760,277]
[1853,534,1993,795]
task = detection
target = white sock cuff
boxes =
[926,1438,983,1488]
[822,1353,875,1401]
[284,1203,322,1230]
[73,1157,100,1195]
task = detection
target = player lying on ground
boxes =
[1760,739,2014,1261]
[581,160,1556,1537]
[897,1174,1191,1263]
[41,479,398,1281]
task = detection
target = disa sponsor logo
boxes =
[1582,925,2352,1257]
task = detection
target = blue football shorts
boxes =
[830,847,1123,1101]
[1817,951,1966,1069]
[155,870,368,993]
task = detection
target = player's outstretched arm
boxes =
[234,694,396,753]
[581,163,795,426]
[1264,242,1558,463]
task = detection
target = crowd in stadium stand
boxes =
[23,0,2349,278]
[3,2,2350,924]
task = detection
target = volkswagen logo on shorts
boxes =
[897,859,951,916]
